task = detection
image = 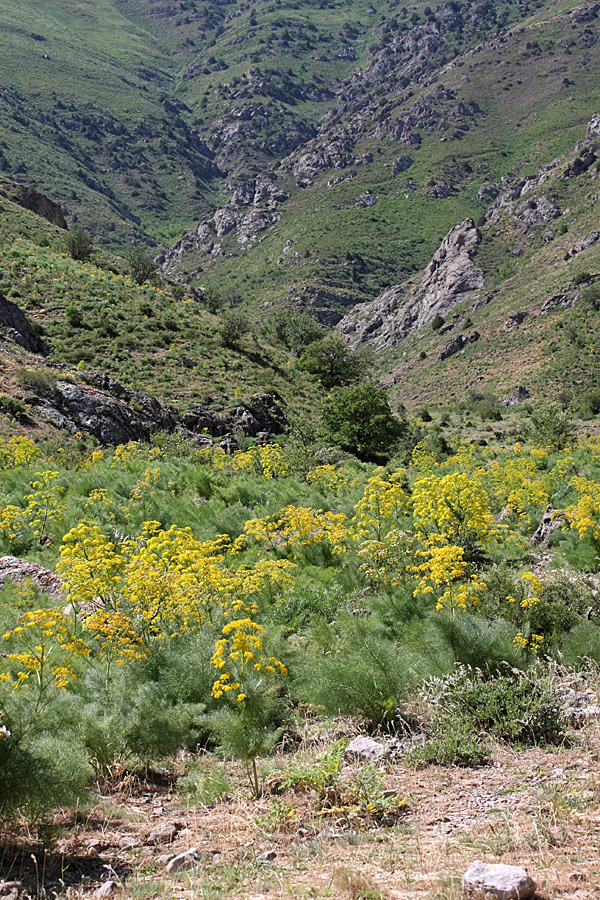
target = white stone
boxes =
[165,848,199,874]
[463,861,536,900]
[93,881,115,898]
[346,736,384,760]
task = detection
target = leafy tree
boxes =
[269,308,323,354]
[220,310,249,348]
[65,226,94,262]
[128,246,158,286]
[320,381,405,463]
[299,335,373,389]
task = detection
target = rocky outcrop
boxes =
[440,331,479,360]
[0,557,63,597]
[502,386,530,406]
[339,219,484,349]
[181,393,286,439]
[159,172,288,273]
[568,231,600,256]
[501,311,529,332]
[0,292,49,355]
[28,373,287,448]
[34,380,174,445]
[0,180,68,229]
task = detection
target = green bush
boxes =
[299,336,373,389]
[406,729,491,768]
[421,667,567,746]
[528,404,574,450]
[220,310,249,348]
[293,618,424,729]
[128,246,158,285]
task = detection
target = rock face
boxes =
[0,292,49,355]
[462,861,536,900]
[339,219,484,349]
[531,506,563,545]
[0,180,68,229]
[568,231,600,256]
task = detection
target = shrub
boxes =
[64,226,93,262]
[421,667,567,746]
[269,308,323,355]
[406,729,491,768]
[528,404,574,450]
[431,314,445,331]
[0,395,27,419]
[293,617,423,729]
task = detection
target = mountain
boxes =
[0,0,599,417]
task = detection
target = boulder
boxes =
[346,736,385,761]
[147,822,178,845]
[462,861,536,900]
[165,848,199,874]
[0,292,49,355]
[440,334,467,359]
[564,147,596,178]
[502,386,529,407]
[531,506,563,545]
[568,231,600,256]
[501,311,529,332]
[586,113,600,141]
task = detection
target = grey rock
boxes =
[502,386,530,407]
[355,192,377,208]
[586,113,600,141]
[564,147,596,178]
[501,311,529,332]
[165,848,199,874]
[346,736,385,761]
[462,861,536,900]
[568,231,600,256]
[0,292,49,355]
[393,156,414,175]
[0,556,63,597]
[147,822,178,845]
[440,334,467,360]
[339,218,484,350]
[531,506,563,545]
[477,184,500,202]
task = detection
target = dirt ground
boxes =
[2,720,600,900]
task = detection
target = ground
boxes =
[3,717,600,900]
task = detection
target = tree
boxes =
[299,335,373,389]
[269,308,323,355]
[65,226,94,262]
[320,382,405,463]
[128,246,158,285]
[220,310,249,348]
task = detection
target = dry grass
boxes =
[4,715,600,900]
